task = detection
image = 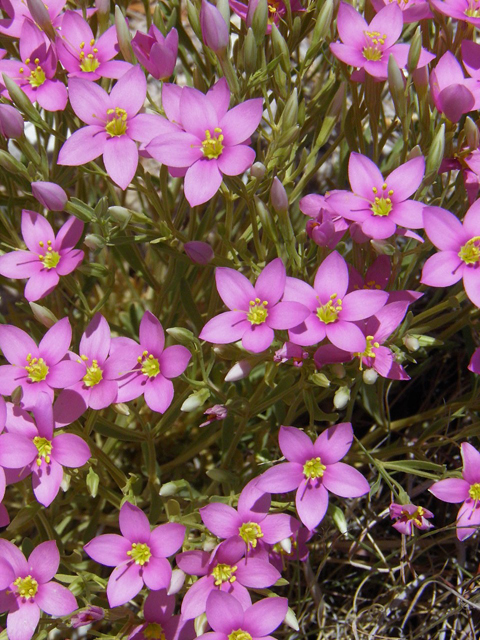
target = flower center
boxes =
[24,57,46,87]
[469,483,480,501]
[14,575,38,599]
[303,456,326,479]
[79,40,100,73]
[247,298,268,325]
[228,631,252,640]
[138,351,161,378]
[33,436,52,466]
[82,359,103,387]
[355,335,380,367]
[267,0,280,20]
[458,236,480,265]
[126,542,152,565]
[465,1,480,16]
[362,31,386,61]
[238,522,264,548]
[105,107,128,137]
[25,354,49,382]
[38,239,60,269]
[143,623,166,640]
[316,293,342,324]
[400,506,425,527]
[202,128,224,159]
[212,563,237,586]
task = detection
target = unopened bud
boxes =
[159,480,187,496]
[0,104,24,138]
[330,363,346,379]
[95,0,110,15]
[249,0,268,43]
[186,0,202,40]
[115,6,135,63]
[250,161,266,179]
[285,607,300,632]
[370,239,396,255]
[363,368,378,385]
[112,403,130,416]
[279,537,292,554]
[464,116,479,151]
[406,145,422,160]
[243,27,258,74]
[166,327,197,345]
[200,0,229,53]
[31,181,67,211]
[184,240,214,264]
[330,504,348,534]
[168,569,186,595]
[310,373,330,388]
[425,124,445,183]
[194,613,209,637]
[388,54,406,120]
[225,360,252,381]
[407,27,422,72]
[11,385,23,405]
[271,24,290,72]
[281,88,298,130]
[27,0,55,38]
[86,468,99,498]
[403,334,420,351]
[333,386,350,410]
[0,150,29,178]
[108,206,131,224]
[181,388,211,412]
[270,177,289,214]
[2,74,37,120]
[83,234,106,251]
[29,302,58,328]
[255,195,277,242]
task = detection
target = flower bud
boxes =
[112,403,130,416]
[403,334,420,352]
[333,386,350,410]
[11,385,23,405]
[166,326,197,345]
[0,150,29,178]
[181,388,211,412]
[250,161,266,179]
[243,26,258,74]
[464,116,479,151]
[27,0,55,39]
[279,537,292,554]
[83,234,106,251]
[270,177,289,214]
[0,104,23,138]
[108,205,131,224]
[271,24,290,73]
[86,468,100,499]
[330,504,348,534]
[248,0,268,43]
[370,239,396,255]
[255,195,278,242]
[330,363,346,379]
[29,302,58,328]
[2,74,37,121]
[131,26,178,80]
[115,5,135,63]
[281,89,298,130]
[95,0,110,16]
[199,404,228,427]
[31,181,67,211]
[407,27,422,72]
[310,373,330,388]
[388,54,406,120]
[363,368,378,385]
[187,0,203,40]
[168,569,186,595]
[225,360,251,381]
[184,240,214,264]
[195,613,209,637]
[285,607,300,632]
[71,606,104,629]
[200,0,229,53]
[425,123,445,183]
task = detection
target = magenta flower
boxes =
[329,3,434,81]
[314,301,410,380]
[113,311,191,413]
[201,0,229,53]
[131,25,178,80]
[468,347,480,373]
[371,0,432,22]
[146,79,263,206]
[430,52,480,123]
[229,0,304,33]
[273,342,309,367]
[0,392,90,506]
[56,11,131,80]
[0,539,77,640]
[257,424,370,530]
[0,317,84,406]
[129,590,193,640]
[184,240,214,265]
[84,501,186,607]
[429,443,480,541]
[0,0,66,38]
[421,203,480,308]
[200,479,300,553]
[0,103,24,138]
[0,210,84,302]
[0,396,6,505]
[268,526,312,572]
[70,606,104,628]
[55,313,135,418]
[199,258,310,353]
[285,251,388,352]
[199,404,228,428]
[177,537,280,619]
[348,255,422,306]
[389,503,434,535]
[197,590,288,640]
[58,65,174,190]
[327,154,426,239]
[430,0,480,25]
[300,194,349,249]
[0,20,67,111]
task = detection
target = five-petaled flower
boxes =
[429,442,480,541]
[389,502,434,535]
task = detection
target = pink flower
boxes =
[146,78,263,206]
[0,20,68,111]
[201,0,229,53]
[0,210,84,302]
[56,10,131,80]
[229,0,304,33]
[327,153,426,239]
[131,25,178,80]
[348,255,423,305]
[198,590,288,640]
[129,590,193,640]
[0,392,90,506]
[429,443,480,541]
[199,404,228,427]
[300,194,348,249]
[430,0,480,25]
[329,3,434,81]
[113,311,191,413]
[371,0,432,22]
[177,537,280,619]
[257,424,370,530]
[285,251,388,352]
[70,606,104,628]
[389,503,434,535]
[84,501,186,607]
[0,317,84,406]
[200,479,300,553]
[421,202,480,308]
[58,65,173,190]
[273,342,309,367]
[199,258,310,353]
[0,539,77,640]
[430,51,480,123]
[31,182,68,211]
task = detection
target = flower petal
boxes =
[107,561,143,608]
[420,251,464,287]
[184,159,223,207]
[200,311,249,344]
[461,442,480,484]
[149,522,186,558]
[24,269,60,302]
[340,290,388,321]
[103,136,138,190]
[7,602,40,640]
[159,345,191,379]
[58,126,107,165]
[216,144,255,176]
[314,251,349,301]
[295,480,329,530]
[256,462,304,493]
[0,433,36,468]
[68,76,110,124]
[241,323,274,353]
[200,503,240,538]
[79,313,111,363]
[279,426,314,463]
[423,207,466,251]
[84,534,131,566]
[314,422,353,465]
[220,99,263,146]
[326,320,366,352]
[52,433,90,467]
[28,541,59,583]
[206,591,244,634]
[144,375,174,413]
[119,502,151,543]
[35,581,77,615]
[429,478,470,503]
[142,556,172,590]
[39,317,72,364]
[348,153,384,200]
[109,65,146,115]
[243,597,288,637]
[456,500,480,541]
[139,310,164,356]
[322,462,370,497]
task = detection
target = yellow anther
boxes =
[303,456,326,479]
[239,522,263,549]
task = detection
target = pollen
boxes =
[303,457,326,479]
[355,335,380,369]
[14,575,38,600]
[469,483,480,501]
[33,436,52,466]
[316,294,342,324]
[247,298,268,325]
[105,107,128,137]
[212,563,237,585]
[400,506,425,527]
[202,128,224,159]
[126,542,152,565]
[25,355,49,382]
[28,66,46,88]
[83,360,103,387]
[371,196,393,217]
[139,352,161,378]
[39,243,60,269]
[239,521,264,549]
